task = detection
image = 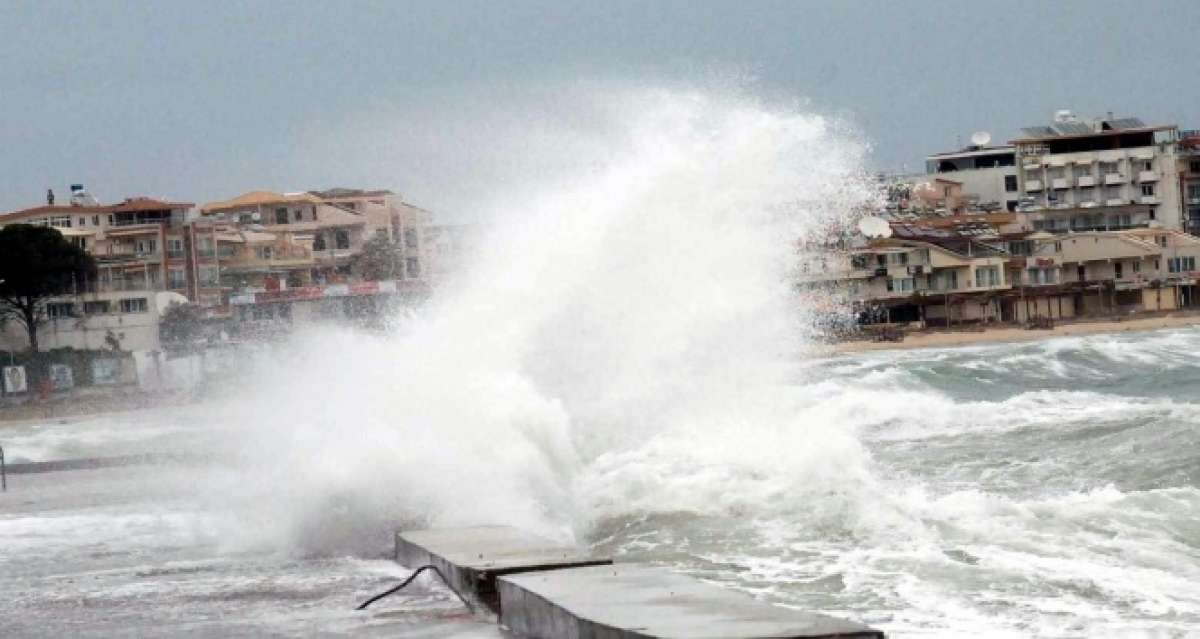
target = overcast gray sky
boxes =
[2,0,1198,217]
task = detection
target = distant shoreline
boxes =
[821,310,1200,355]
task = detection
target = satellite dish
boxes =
[857,216,893,238]
[970,131,992,146]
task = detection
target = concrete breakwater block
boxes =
[498,564,884,639]
[395,526,613,612]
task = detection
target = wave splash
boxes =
[206,87,877,555]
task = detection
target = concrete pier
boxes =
[498,563,884,639]
[394,526,612,611]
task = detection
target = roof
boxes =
[1,204,112,220]
[925,145,1015,160]
[309,187,395,199]
[2,196,192,221]
[202,190,321,213]
[112,197,193,212]
[1011,118,1175,143]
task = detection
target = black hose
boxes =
[356,564,474,612]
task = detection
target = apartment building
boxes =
[801,225,1011,326]
[308,188,432,282]
[1179,129,1200,234]
[1011,112,1182,233]
[200,188,432,286]
[0,190,202,353]
[804,217,1200,330]
[925,144,1019,212]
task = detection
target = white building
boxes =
[1010,113,1181,233]
[925,145,1019,212]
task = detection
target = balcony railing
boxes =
[1051,178,1070,190]
[167,250,185,259]
[1025,179,1044,192]
[1076,175,1096,188]
[1137,171,1159,183]
[1105,173,1126,185]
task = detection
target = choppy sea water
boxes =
[2,328,1200,637]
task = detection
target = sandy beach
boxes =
[825,310,1200,354]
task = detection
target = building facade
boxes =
[1010,113,1182,233]
[925,145,1019,212]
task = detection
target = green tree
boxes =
[0,224,96,355]
[158,301,205,353]
[353,234,403,281]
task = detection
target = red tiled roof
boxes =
[2,197,192,221]
[111,197,194,212]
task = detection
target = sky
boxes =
[2,0,1198,218]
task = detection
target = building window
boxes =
[404,228,419,249]
[47,302,75,319]
[120,298,148,313]
[1006,200,1017,212]
[1115,262,1123,279]
[1132,260,1141,274]
[975,267,999,287]
[335,229,351,250]
[1168,257,1197,273]
[198,266,219,287]
[294,209,302,222]
[405,257,421,279]
[70,237,87,250]
[1004,175,1017,192]
[168,268,186,289]
[275,208,288,224]
[1188,185,1200,202]
[1141,184,1155,197]
[167,238,184,258]
[49,216,72,228]
[255,246,273,260]
[78,217,86,227]
[83,301,111,315]
[1157,235,1168,247]
[313,233,327,251]
[136,239,157,255]
[1054,241,1062,252]
[1141,160,1152,172]
[93,215,100,226]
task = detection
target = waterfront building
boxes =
[925,144,1019,213]
[1178,129,1200,234]
[1010,112,1182,233]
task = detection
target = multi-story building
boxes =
[0,189,197,353]
[307,188,432,282]
[925,144,1019,212]
[802,224,1012,326]
[1010,112,1182,233]
[200,188,432,287]
[1178,129,1200,234]
[804,219,1200,330]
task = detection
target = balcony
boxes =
[1106,198,1127,207]
[1104,173,1126,185]
[1140,195,1161,205]
[1076,175,1096,188]
[1025,179,1044,192]
[167,250,186,260]
[1137,171,1159,183]
[1079,200,1098,208]
[1052,178,1071,190]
